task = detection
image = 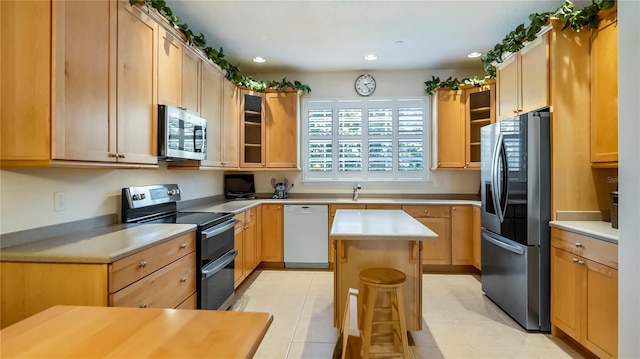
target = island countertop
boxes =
[0,305,273,359]
[330,209,439,240]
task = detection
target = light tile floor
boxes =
[231,270,587,359]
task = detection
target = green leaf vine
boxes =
[425,0,615,95]
[129,0,311,93]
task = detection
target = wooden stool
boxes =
[358,268,410,359]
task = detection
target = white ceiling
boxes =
[165,0,589,74]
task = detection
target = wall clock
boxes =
[354,74,376,96]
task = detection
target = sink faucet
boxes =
[352,184,362,201]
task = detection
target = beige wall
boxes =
[0,165,223,234]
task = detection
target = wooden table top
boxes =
[0,305,273,359]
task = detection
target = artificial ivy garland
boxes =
[129,0,311,93]
[424,0,616,95]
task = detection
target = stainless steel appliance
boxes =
[480,109,551,332]
[121,184,236,310]
[158,105,207,161]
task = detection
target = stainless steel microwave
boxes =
[158,104,207,161]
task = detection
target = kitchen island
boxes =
[330,209,438,331]
[0,305,273,359]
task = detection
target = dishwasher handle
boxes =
[284,205,328,214]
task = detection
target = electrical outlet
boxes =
[54,192,66,212]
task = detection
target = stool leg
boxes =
[361,286,377,359]
[394,287,411,359]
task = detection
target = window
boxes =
[303,97,429,182]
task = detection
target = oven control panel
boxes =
[122,184,182,209]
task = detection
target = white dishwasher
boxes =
[284,205,329,268]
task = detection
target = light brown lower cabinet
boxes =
[402,205,451,265]
[472,206,481,270]
[261,204,283,263]
[551,228,618,359]
[451,206,473,265]
[234,207,259,288]
[0,230,196,329]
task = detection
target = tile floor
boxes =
[231,270,587,359]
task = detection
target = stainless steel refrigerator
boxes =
[480,109,551,332]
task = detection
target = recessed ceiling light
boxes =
[467,52,482,58]
[253,56,266,63]
[364,54,378,61]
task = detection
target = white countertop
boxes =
[188,198,481,214]
[0,224,197,263]
[549,221,618,244]
[330,209,439,240]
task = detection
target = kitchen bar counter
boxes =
[549,221,618,243]
[0,224,197,263]
[330,210,437,331]
[0,305,273,359]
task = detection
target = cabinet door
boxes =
[53,0,115,162]
[472,206,481,270]
[551,247,581,340]
[520,33,549,114]
[181,48,201,115]
[244,218,258,273]
[496,54,519,120]
[451,206,473,265]
[157,27,181,108]
[436,89,465,168]
[582,259,618,359]
[240,90,265,168]
[116,1,158,164]
[1,0,52,161]
[199,64,224,167]
[222,80,240,168]
[590,12,618,163]
[416,217,450,265]
[465,85,495,168]
[265,92,298,168]
[261,204,283,262]
[234,225,245,288]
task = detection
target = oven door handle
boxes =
[201,219,236,240]
[201,249,238,280]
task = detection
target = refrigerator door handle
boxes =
[483,233,525,255]
[491,134,504,222]
[497,136,509,221]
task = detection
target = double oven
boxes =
[121,184,236,310]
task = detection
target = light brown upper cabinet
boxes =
[158,27,201,116]
[0,0,158,167]
[198,64,225,167]
[436,89,465,168]
[240,90,267,168]
[496,32,549,120]
[221,80,241,168]
[265,91,299,168]
[435,83,494,169]
[590,7,618,165]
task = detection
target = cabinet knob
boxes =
[140,304,147,308]
[572,258,579,263]
[577,260,585,265]
[180,277,187,283]
[575,242,583,248]
[244,225,248,230]
[108,153,117,158]
[513,110,519,114]
[139,261,147,268]
[180,243,187,249]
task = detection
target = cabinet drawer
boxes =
[235,211,246,228]
[109,231,196,292]
[329,204,366,216]
[402,205,450,218]
[550,228,617,269]
[110,252,196,308]
[245,207,258,223]
[365,204,402,210]
[175,292,197,309]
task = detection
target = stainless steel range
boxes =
[121,184,236,310]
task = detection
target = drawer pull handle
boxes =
[572,258,579,263]
[575,243,583,248]
[578,260,585,265]
[180,277,187,283]
[180,244,187,249]
[140,304,147,308]
[139,261,147,268]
